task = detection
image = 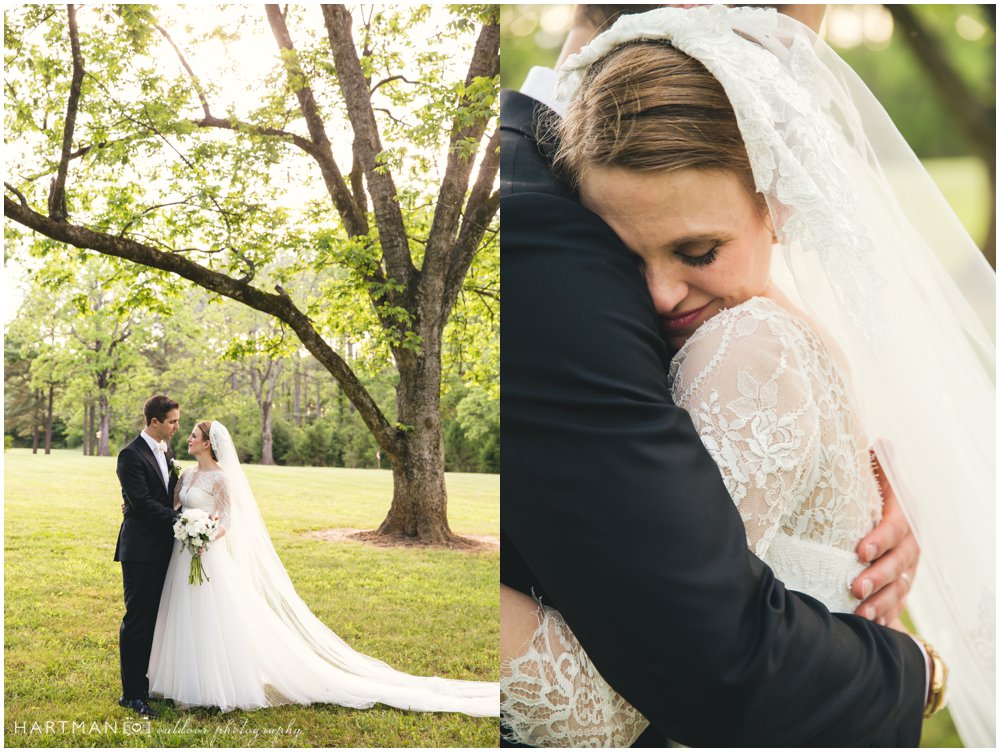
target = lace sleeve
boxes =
[669,300,822,558]
[211,473,232,532]
[501,601,649,748]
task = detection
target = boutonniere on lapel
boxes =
[170,458,183,478]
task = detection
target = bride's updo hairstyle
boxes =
[196,420,218,461]
[554,41,767,215]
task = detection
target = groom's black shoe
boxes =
[118,696,159,720]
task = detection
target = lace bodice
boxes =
[670,297,881,608]
[178,469,232,531]
[501,298,883,747]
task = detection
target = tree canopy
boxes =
[5,4,500,542]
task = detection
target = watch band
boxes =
[912,635,948,718]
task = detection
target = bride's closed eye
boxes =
[677,246,718,268]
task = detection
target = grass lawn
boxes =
[4,449,498,747]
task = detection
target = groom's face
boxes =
[580,166,774,348]
[149,409,181,442]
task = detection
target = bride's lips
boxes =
[661,302,712,332]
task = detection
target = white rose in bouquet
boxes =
[173,508,219,585]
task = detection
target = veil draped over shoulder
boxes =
[558,8,994,746]
[207,421,499,716]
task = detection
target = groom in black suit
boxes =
[501,5,927,747]
[114,395,181,719]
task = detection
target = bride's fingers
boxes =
[852,527,919,600]
[852,541,918,622]
[856,492,908,564]
[858,447,921,568]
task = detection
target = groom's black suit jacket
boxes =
[114,434,179,562]
[500,89,925,747]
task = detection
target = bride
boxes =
[500,6,994,747]
[147,419,498,716]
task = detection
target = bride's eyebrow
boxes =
[668,232,725,251]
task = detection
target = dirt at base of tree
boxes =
[301,528,500,553]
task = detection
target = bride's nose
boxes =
[645,266,689,316]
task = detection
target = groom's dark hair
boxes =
[144,395,179,425]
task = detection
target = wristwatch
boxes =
[912,635,948,718]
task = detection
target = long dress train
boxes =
[149,443,497,716]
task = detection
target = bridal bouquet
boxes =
[173,509,218,585]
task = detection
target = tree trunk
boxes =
[98,394,111,456]
[88,402,96,456]
[293,362,302,427]
[984,164,996,269]
[260,399,274,465]
[83,401,90,455]
[376,344,454,543]
[43,383,54,454]
[32,388,40,454]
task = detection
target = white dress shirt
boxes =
[520,66,566,116]
[521,65,566,115]
[140,430,170,491]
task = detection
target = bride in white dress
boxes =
[148,420,498,716]
[500,6,994,747]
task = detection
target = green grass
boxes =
[4,449,498,747]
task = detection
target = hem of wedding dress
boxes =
[148,689,379,715]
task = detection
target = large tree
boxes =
[4,5,499,543]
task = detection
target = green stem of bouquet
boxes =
[188,552,210,585]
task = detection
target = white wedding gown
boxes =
[148,467,498,716]
[501,298,885,746]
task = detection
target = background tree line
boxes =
[5,256,499,474]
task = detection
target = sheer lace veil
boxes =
[207,421,498,713]
[558,7,994,745]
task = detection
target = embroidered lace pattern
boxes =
[179,469,232,530]
[670,298,881,574]
[501,603,649,748]
[500,299,883,746]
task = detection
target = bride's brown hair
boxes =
[551,41,766,214]
[196,420,218,461]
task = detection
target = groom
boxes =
[114,395,181,719]
[502,5,927,747]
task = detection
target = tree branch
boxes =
[4,196,402,456]
[369,74,422,94]
[441,126,500,327]
[263,5,368,237]
[5,182,29,208]
[156,19,335,162]
[424,14,499,278]
[195,114,320,158]
[49,4,85,221]
[321,5,414,289]
[155,24,211,119]
[117,197,196,238]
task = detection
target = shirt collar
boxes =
[520,66,566,117]
[141,430,164,453]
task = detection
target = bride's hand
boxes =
[850,450,919,625]
[211,513,225,540]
